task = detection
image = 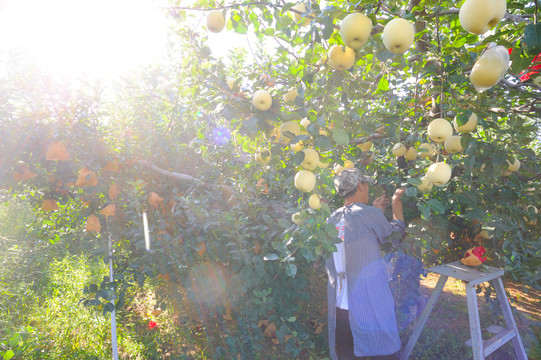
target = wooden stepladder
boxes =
[400,261,528,360]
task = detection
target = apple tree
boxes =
[1,0,540,358]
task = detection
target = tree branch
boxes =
[161,2,277,12]
[420,8,531,23]
[138,160,202,184]
[500,78,541,101]
[352,134,387,144]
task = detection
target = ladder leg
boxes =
[465,284,484,360]
[400,275,448,360]
[493,277,528,360]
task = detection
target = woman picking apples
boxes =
[326,168,406,360]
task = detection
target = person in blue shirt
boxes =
[326,168,406,360]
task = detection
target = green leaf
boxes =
[287,316,297,322]
[377,76,389,91]
[455,109,472,127]
[285,263,297,277]
[322,16,334,40]
[293,151,305,165]
[418,203,431,220]
[452,36,468,48]
[524,23,541,55]
[324,223,338,237]
[405,186,418,197]
[3,350,14,360]
[332,128,349,145]
[407,178,422,186]
[427,199,445,214]
[278,218,291,228]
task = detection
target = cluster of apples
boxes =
[254,117,331,216]
[208,0,514,221]
[392,111,521,193]
[325,13,415,72]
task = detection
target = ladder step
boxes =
[464,328,516,356]
[483,328,516,357]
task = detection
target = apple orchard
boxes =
[1,0,540,358]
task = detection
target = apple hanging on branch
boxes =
[339,13,372,50]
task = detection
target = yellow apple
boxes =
[357,141,372,151]
[206,10,226,33]
[300,118,311,135]
[292,211,304,225]
[506,157,520,172]
[416,177,433,193]
[302,149,320,170]
[291,3,314,26]
[382,18,415,54]
[294,170,316,193]
[426,162,452,186]
[226,77,237,90]
[444,135,464,154]
[470,44,510,92]
[479,230,492,239]
[279,122,301,144]
[328,45,356,71]
[340,13,372,50]
[318,159,330,168]
[309,193,321,210]
[418,143,437,159]
[459,0,506,35]
[300,118,311,129]
[292,141,304,153]
[453,113,478,133]
[333,164,345,175]
[344,160,354,169]
[404,147,418,161]
[392,143,407,157]
[428,118,453,143]
[255,148,271,165]
[252,89,272,111]
[283,87,298,103]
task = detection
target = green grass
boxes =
[0,197,209,360]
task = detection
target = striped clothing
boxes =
[326,203,406,359]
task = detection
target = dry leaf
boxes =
[196,242,207,257]
[284,335,293,343]
[46,141,70,161]
[147,192,164,209]
[151,309,163,316]
[253,241,262,255]
[271,338,280,345]
[223,308,233,321]
[314,322,325,335]
[81,195,93,207]
[263,322,277,338]
[108,184,120,201]
[75,167,98,187]
[256,178,269,195]
[102,160,119,172]
[41,199,59,211]
[99,204,116,218]
[157,273,170,282]
[12,165,37,181]
[85,215,101,233]
[258,320,270,328]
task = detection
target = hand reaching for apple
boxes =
[372,194,390,211]
[392,188,406,204]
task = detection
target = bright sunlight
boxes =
[0,0,168,79]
